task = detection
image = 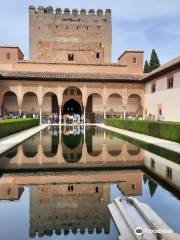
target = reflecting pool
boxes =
[0,126,179,240]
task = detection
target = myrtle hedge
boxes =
[104,118,180,143]
[0,119,39,139]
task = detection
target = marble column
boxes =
[83,106,86,124]
[103,105,106,120]
[18,105,22,117]
[123,105,126,119]
[39,105,42,125]
[59,105,62,125]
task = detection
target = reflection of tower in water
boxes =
[29,183,110,238]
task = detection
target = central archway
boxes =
[63,99,81,115]
[62,86,83,117]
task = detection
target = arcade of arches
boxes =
[0,85,144,123]
[0,126,143,167]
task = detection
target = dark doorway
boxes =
[63,99,81,115]
[52,95,59,114]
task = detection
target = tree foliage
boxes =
[144,49,160,73]
[144,60,150,73]
[149,49,160,71]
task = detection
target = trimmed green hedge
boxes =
[0,119,39,139]
[105,118,180,143]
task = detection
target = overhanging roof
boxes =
[0,71,144,83]
[143,56,180,81]
[0,56,180,83]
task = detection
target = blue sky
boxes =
[0,0,180,64]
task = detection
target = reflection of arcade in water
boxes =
[0,126,179,196]
[0,126,144,170]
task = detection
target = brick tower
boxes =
[29,6,112,64]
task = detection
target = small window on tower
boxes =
[133,57,137,63]
[68,54,74,61]
[96,53,100,59]
[6,53,10,60]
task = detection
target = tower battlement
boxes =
[29,6,112,64]
[29,6,111,18]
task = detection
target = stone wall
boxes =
[0,60,143,74]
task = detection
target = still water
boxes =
[0,126,179,240]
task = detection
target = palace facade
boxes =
[0,6,180,122]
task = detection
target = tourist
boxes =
[69,114,73,124]
[157,113,164,121]
[77,114,81,124]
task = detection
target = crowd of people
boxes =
[1,111,164,123]
[0,113,39,120]
[144,112,165,121]
[42,113,84,124]
[63,113,84,124]
[0,112,85,124]
[42,114,59,124]
[108,112,165,121]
